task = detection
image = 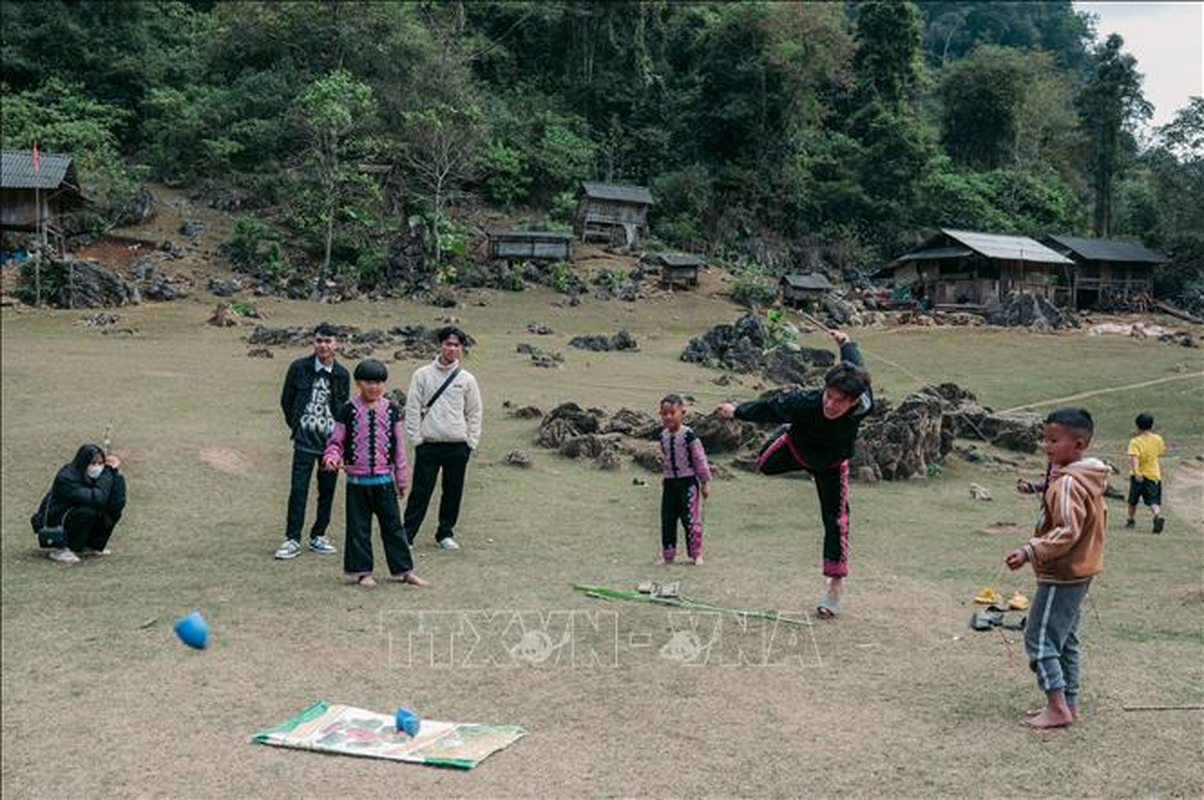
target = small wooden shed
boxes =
[1,150,83,252]
[780,273,833,308]
[488,230,573,262]
[574,182,654,247]
[1042,234,1168,309]
[646,252,704,288]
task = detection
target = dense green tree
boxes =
[918,1,1091,70]
[1077,33,1151,236]
[844,0,938,245]
[938,45,1031,169]
[852,0,925,109]
[1,0,1193,290]
[938,46,1081,177]
[296,70,377,295]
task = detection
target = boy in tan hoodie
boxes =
[1005,408,1110,730]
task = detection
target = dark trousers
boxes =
[661,477,703,559]
[813,461,851,578]
[344,482,414,576]
[404,442,471,543]
[65,474,127,552]
[286,448,337,541]
[755,429,851,578]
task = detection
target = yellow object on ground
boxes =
[974,587,1001,605]
[1009,591,1030,611]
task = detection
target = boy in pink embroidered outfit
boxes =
[323,360,428,588]
[658,394,712,565]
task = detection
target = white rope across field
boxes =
[997,371,1204,414]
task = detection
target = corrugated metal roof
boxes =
[649,252,704,268]
[781,273,833,290]
[942,229,1072,265]
[489,230,574,240]
[1,150,75,190]
[580,182,655,205]
[895,245,974,263]
[1045,234,1168,264]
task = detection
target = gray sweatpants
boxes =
[1024,579,1092,706]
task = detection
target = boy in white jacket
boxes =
[403,326,482,550]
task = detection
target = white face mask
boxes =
[86,464,105,480]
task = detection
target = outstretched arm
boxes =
[716,391,811,424]
[833,330,874,415]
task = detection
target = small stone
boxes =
[504,450,533,468]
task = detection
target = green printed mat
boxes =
[252,701,525,769]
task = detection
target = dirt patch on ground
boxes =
[1177,587,1204,606]
[1165,461,1204,534]
[74,236,159,271]
[198,446,254,476]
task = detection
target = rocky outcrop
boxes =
[984,292,1079,330]
[682,313,834,385]
[43,258,139,308]
[568,330,639,352]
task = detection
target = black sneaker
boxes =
[1152,516,1165,534]
[1124,518,1135,529]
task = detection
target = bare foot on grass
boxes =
[349,575,377,588]
[1024,706,1074,729]
[1027,706,1079,721]
[690,555,704,566]
[390,571,429,587]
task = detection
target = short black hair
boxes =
[437,325,468,345]
[353,359,388,382]
[824,362,871,397]
[661,393,685,407]
[314,322,338,338]
[1045,407,1094,437]
[1135,412,1154,431]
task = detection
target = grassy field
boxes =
[2,286,1202,798]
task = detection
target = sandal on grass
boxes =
[816,592,841,619]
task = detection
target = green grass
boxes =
[2,291,1203,798]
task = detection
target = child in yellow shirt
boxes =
[1126,412,1166,533]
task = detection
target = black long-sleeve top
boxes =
[734,341,874,470]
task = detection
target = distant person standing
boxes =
[275,323,350,559]
[1126,412,1167,533]
[404,326,482,550]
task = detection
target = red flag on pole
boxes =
[32,142,40,174]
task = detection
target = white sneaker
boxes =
[274,539,303,560]
[49,548,81,564]
[309,536,337,555]
[436,538,461,551]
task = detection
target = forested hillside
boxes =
[2,0,1200,294]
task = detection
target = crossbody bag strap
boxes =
[421,367,462,416]
[38,477,63,532]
